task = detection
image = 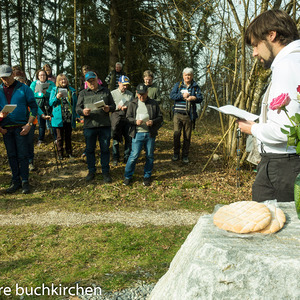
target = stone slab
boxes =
[148,202,300,300]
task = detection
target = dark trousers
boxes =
[84,126,111,174]
[28,124,36,164]
[56,123,72,156]
[37,114,46,141]
[112,119,131,161]
[3,127,29,183]
[252,153,300,202]
[173,113,192,158]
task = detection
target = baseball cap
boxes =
[85,71,97,81]
[119,75,130,85]
[0,64,13,77]
[136,83,148,94]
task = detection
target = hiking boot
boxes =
[172,154,179,161]
[123,178,131,186]
[182,157,189,164]
[22,181,30,194]
[37,140,43,146]
[112,160,118,166]
[29,163,35,171]
[85,172,95,182]
[143,177,151,186]
[5,182,22,194]
[103,173,112,183]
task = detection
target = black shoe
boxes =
[123,178,131,186]
[22,182,30,194]
[143,177,151,186]
[112,160,118,166]
[86,172,95,182]
[124,157,129,164]
[172,154,179,161]
[5,182,22,194]
[182,157,189,164]
[103,173,112,183]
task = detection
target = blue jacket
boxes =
[49,86,78,128]
[0,81,38,127]
[170,79,203,121]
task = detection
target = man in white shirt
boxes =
[237,9,300,202]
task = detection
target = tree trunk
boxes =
[5,2,11,66]
[74,0,77,91]
[54,0,61,74]
[16,0,25,68]
[124,0,132,74]
[79,0,84,69]
[0,4,3,64]
[37,0,44,69]
[108,0,119,70]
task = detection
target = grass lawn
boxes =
[0,117,255,299]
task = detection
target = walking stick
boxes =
[236,128,242,187]
[45,106,62,171]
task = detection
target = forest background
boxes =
[1,0,300,157]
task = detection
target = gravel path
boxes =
[0,209,204,227]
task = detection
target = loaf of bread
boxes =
[213,201,272,234]
[258,204,286,234]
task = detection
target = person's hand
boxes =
[236,119,255,135]
[136,120,143,126]
[57,92,63,99]
[182,92,190,99]
[121,106,127,111]
[102,105,110,113]
[146,120,153,126]
[0,126,7,135]
[0,111,9,119]
[20,124,31,136]
[44,115,51,121]
[83,108,91,116]
[187,96,196,101]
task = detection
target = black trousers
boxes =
[252,153,300,202]
[55,123,72,156]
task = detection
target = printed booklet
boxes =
[1,104,17,113]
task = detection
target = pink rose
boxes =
[297,86,300,101]
[269,93,291,113]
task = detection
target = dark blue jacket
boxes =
[170,79,203,121]
[0,81,38,127]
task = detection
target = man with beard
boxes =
[237,10,300,202]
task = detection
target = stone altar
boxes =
[148,202,300,300]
